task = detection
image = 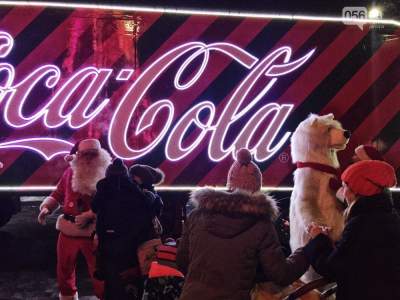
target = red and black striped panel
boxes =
[0,6,398,188]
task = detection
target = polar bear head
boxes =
[291,113,350,167]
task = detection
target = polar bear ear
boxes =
[309,114,318,126]
[323,113,335,120]
[311,118,318,126]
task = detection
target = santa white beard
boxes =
[70,148,112,195]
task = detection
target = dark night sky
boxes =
[9,0,400,19]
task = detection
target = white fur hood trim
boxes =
[190,188,279,220]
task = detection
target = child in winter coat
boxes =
[128,164,166,298]
[177,148,310,300]
[129,164,165,274]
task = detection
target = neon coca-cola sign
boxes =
[0,31,316,162]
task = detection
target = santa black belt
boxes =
[63,214,76,223]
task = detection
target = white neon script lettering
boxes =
[0,31,315,161]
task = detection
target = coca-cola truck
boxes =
[0,3,398,227]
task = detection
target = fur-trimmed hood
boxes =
[191,188,278,218]
[189,188,279,238]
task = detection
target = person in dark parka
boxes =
[306,160,400,300]
[129,164,164,244]
[92,158,154,300]
[129,164,165,297]
[177,149,310,300]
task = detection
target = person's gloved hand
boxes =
[307,222,331,239]
[38,207,50,225]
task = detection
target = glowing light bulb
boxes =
[369,7,382,19]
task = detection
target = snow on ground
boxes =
[0,203,97,299]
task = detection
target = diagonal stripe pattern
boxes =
[0,7,397,189]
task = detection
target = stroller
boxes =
[284,279,336,300]
[141,239,184,300]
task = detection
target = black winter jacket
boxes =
[92,173,153,240]
[304,191,400,300]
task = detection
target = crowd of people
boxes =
[37,139,400,300]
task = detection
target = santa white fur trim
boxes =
[64,154,76,163]
[59,292,78,300]
[40,196,59,212]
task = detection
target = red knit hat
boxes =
[341,160,397,196]
[227,148,262,193]
[354,145,383,161]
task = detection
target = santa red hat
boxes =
[64,139,102,162]
[226,148,262,193]
[355,145,383,161]
[341,160,397,196]
[78,139,101,152]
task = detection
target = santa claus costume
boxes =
[38,139,111,300]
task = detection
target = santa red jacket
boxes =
[40,168,93,215]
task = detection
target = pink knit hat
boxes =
[226,148,262,193]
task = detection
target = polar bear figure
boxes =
[289,113,350,283]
